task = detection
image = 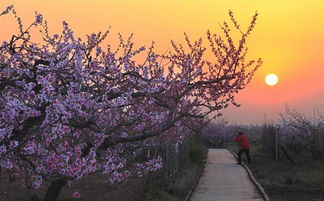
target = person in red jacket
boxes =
[234,132,251,164]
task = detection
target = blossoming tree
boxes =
[278,106,324,161]
[0,5,261,201]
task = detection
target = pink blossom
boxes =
[72,191,81,199]
[34,12,43,25]
[0,7,260,195]
[0,145,7,155]
[32,176,43,189]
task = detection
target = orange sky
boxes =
[1,0,324,124]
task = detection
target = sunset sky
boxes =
[1,0,323,124]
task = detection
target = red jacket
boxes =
[235,135,249,149]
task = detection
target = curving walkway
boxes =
[190,149,264,201]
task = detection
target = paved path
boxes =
[190,149,264,201]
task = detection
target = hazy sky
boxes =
[1,0,323,124]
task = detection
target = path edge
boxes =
[228,149,271,201]
[183,155,206,201]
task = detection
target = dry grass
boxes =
[228,141,324,201]
[143,162,204,201]
[0,172,147,201]
[0,158,205,201]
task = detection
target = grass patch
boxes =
[227,142,324,201]
[143,162,204,201]
[189,143,207,166]
[0,161,205,201]
[143,139,207,201]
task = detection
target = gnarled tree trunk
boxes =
[42,178,67,201]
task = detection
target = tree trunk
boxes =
[42,178,67,201]
[29,195,39,201]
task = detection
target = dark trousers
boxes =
[238,148,251,164]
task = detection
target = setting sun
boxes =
[265,73,279,86]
